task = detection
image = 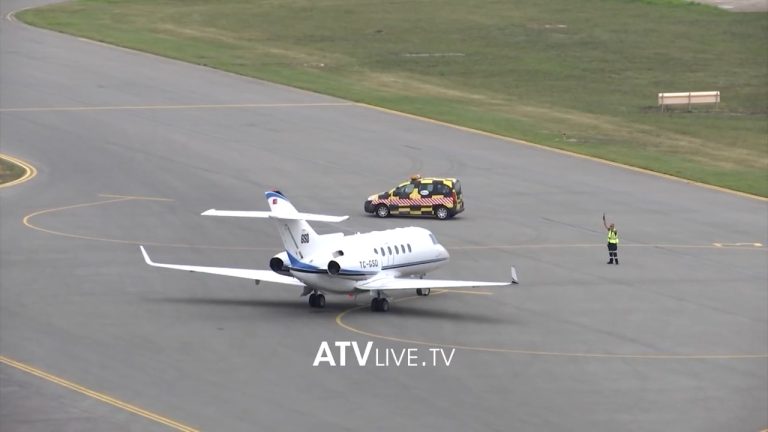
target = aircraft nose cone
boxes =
[438,244,450,260]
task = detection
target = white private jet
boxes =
[140,190,518,312]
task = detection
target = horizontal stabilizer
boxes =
[202,209,348,222]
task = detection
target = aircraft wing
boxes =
[355,267,518,291]
[140,246,304,286]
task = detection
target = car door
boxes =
[416,181,435,214]
[393,182,416,215]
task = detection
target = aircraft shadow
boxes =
[148,296,517,325]
[148,296,349,313]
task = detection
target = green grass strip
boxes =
[18,0,768,196]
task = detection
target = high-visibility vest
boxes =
[607,229,619,244]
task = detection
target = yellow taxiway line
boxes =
[0,356,199,432]
[0,153,37,189]
[0,102,354,113]
[22,195,766,252]
[335,291,768,360]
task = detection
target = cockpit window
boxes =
[429,233,438,244]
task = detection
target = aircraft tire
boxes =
[309,293,317,307]
[379,298,390,312]
[315,294,326,308]
[371,298,380,311]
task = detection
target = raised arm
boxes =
[603,213,610,230]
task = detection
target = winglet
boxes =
[140,245,155,266]
[510,266,519,284]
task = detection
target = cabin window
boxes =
[407,244,412,253]
[374,249,378,255]
[387,246,392,255]
[400,244,405,253]
[395,245,400,254]
[380,247,385,256]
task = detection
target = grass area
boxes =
[19,0,768,196]
[0,157,26,185]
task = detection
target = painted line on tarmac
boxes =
[22,195,275,250]
[448,243,767,251]
[5,6,35,23]
[98,193,175,201]
[23,196,765,252]
[0,356,199,432]
[335,291,768,360]
[355,103,767,202]
[712,242,764,248]
[0,102,354,113]
[0,153,37,189]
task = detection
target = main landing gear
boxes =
[371,296,390,312]
[308,293,326,308]
[416,288,431,296]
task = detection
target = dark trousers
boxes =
[607,243,618,261]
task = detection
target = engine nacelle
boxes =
[327,254,382,280]
[269,252,291,276]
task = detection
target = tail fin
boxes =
[265,191,331,260]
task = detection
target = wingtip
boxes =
[510,266,519,284]
[139,245,153,265]
[201,209,216,216]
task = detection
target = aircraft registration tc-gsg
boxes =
[141,190,518,312]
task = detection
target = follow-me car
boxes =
[364,175,464,220]
[141,190,516,312]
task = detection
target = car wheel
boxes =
[375,204,390,218]
[434,205,449,220]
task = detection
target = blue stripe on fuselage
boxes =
[285,252,448,275]
[382,257,448,270]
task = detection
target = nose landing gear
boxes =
[309,293,326,308]
[371,297,390,312]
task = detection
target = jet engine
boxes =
[269,252,291,276]
[327,254,382,280]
